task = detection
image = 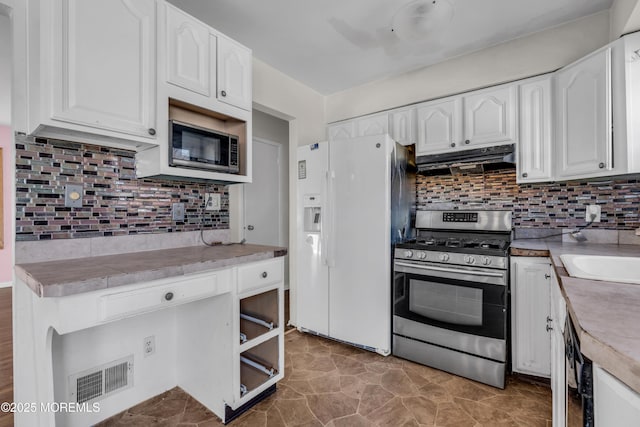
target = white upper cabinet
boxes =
[327,121,355,141]
[356,112,389,137]
[517,75,553,183]
[416,97,462,155]
[555,48,612,179]
[389,107,415,146]
[463,84,517,148]
[47,0,157,144]
[166,3,211,97]
[217,36,252,111]
[511,257,552,378]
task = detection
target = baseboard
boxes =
[0,281,13,288]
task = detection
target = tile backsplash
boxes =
[15,136,229,241]
[417,168,640,229]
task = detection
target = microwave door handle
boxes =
[394,261,504,277]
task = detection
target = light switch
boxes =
[65,184,83,208]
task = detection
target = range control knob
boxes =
[404,250,414,258]
[481,257,492,266]
[464,255,476,265]
[439,253,450,262]
[417,251,427,260]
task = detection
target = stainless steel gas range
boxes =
[392,209,512,388]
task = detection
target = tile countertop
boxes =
[15,243,287,298]
[511,239,640,394]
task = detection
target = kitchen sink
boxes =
[560,254,640,285]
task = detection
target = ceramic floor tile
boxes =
[94,331,553,426]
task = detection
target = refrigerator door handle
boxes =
[320,170,330,266]
[326,170,336,267]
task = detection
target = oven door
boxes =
[393,261,507,341]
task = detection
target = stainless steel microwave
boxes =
[169,120,240,174]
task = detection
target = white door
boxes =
[389,107,415,146]
[244,139,281,246]
[463,84,517,147]
[555,48,612,179]
[296,142,330,336]
[328,135,391,354]
[166,3,211,97]
[355,113,389,137]
[518,75,553,183]
[51,0,156,138]
[416,97,463,155]
[217,36,252,111]
[511,258,552,378]
[327,121,355,141]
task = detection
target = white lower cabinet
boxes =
[510,257,552,378]
[549,269,567,427]
[232,258,284,410]
[594,364,640,427]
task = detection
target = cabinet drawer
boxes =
[237,259,283,294]
[100,271,229,321]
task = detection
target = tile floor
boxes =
[99,330,552,426]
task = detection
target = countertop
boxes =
[15,243,287,298]
[511,239,640,393]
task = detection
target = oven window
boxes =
[409,279,483,326]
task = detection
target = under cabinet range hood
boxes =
[417,144,515,175]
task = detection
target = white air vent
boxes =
[69,355,134,404]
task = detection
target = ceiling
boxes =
[171,0,613,95]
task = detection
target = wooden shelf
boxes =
[239,289,278,343]
[240,336,279,393]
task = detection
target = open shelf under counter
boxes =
[239,288,279,345]
[239,335,280,397]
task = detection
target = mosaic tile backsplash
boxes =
[15,137,229,241]
[417,168,640,229]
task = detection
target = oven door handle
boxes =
[394,261,505,277]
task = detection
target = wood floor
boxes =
[0,287,13,427]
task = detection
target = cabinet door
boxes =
[594,364,640,427]
[217,36,252,111]
[356,113,389,137]
[555,48,612,179]
[51,0,156,138]
[389,107,415,146]
[463,84,517,147]
[166,4,211,97]
[518,76,553,183]
[416,98,462,155]
[550,274,567,427]
[511,258,552,378]
[327,121,355,141]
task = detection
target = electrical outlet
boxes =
[205,193,221,211]
[587,204,601,222]
[143,336,155,357]
[172,202,185,221]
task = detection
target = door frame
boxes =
[242,136,284,246]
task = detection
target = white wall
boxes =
[326,11,610,123]
[610,0,640,39]
[230,58,325,325]
[0,14,10,125]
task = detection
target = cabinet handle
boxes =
[599,162,605,169]
[465,139,470,145]
[522,172,528,178]
[450,143,456,148]
[261,271,268,279]
[148,128,156,136]
[164,291,174,301]
[221,90,227,97]
[546,324,553,332]
[544,274,551,279]
[546,316,552,323]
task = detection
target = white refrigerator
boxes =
[296,135,414,355]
